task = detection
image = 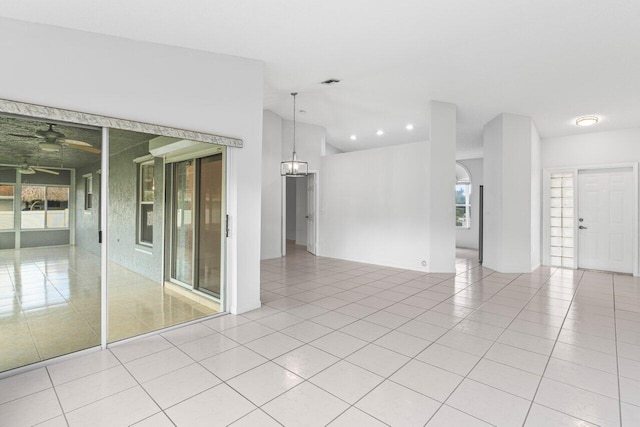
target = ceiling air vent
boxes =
[321,79,341,85]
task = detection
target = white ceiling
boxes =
[1,0,639,156]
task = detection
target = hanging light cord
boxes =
[292,92,297,159]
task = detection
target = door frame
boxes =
[281,170,319,257]
[542,162,639,276]
[165,147,227,303]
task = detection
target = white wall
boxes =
[483,113,541,273]
[456,158,483,249]
[427,101,457,272]
[542,128,640,168]
[531,125,542,270]
[482,116,503,270]
[281,119,325,173]
[0,18,264,314]
[319,142,430,271]
[295,177,308,246]
[261,110,283,260]
[324,143,342,156]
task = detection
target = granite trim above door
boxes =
[0,98,243,148]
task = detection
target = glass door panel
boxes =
[172,160,195,285]
[196,154,223,297]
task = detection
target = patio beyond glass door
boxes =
[172,160,195,285]
[170,154,224,300]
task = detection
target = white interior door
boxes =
[306,173,317,255]
[578,168,633,273]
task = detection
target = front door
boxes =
[578,168,633,273]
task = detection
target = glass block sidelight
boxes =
[549,172,575,268]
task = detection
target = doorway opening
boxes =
[455,162,480,268]
[282,173,317,257]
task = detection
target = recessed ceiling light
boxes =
[376,130,384,136]
[350,135,357,141]
[576,116,599,127]
[406,124,414,130]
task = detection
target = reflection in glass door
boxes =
[172,160,195,285]
[197,154,223,298]
[170,153,224,299]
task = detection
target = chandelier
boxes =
[280,92,308,177]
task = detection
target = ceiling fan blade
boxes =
[32,167,60,175]
[8,133,37,138]
[61,138,92,147]
[66,143,101,154]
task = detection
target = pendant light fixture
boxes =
[280,92,308,177]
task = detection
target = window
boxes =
[0,184,14,230]
[456,184,471,228]
[21,186,69,229]
[138,162,154,245]
[456,163,471,228]
[84,174,93,210]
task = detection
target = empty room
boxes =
[1,1,639,426]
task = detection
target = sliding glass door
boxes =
[170,153,224,300]
[197,155,223,298]
[0,100,232,373]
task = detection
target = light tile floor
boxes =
[2,243,640,426]
[0,246,217,373]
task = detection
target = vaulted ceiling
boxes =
[1,0,639,157]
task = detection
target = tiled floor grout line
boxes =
[520,270,586,426]
[133,325,302,425]
[44,366,71,427]
[132,411,178,427]
[421,270,561,426]
[303,259,487,426]
[105,347,183,427]
[224,255,485,425]
[6,248,636,426]
[612,275,624,425]
[318,259,524,425]
[231,408,284,426]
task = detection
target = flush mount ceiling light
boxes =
[376,129,384,136]
[350,135,357,141]
[576,116,599,127]
[281,92,308,177]
[406,124,414,130]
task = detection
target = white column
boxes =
[483,113,541,272]
[427,101,457,272]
